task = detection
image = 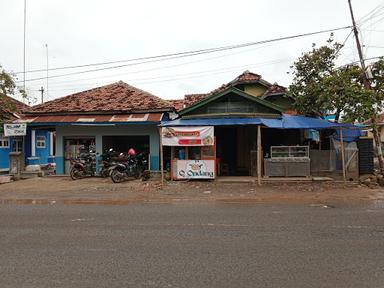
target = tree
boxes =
[0,65,26,125]
[287,39,384,173]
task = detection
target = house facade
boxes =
[0,95,29,172]
[164,71,352,180]
[18,81,175,174]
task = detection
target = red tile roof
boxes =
[183,94,208,108]
[176,71,277,109]
[168,99,185,111]
[264,83,287,96]
[0,95,29,121]
[15,113,164,123]
[26,81,174,114]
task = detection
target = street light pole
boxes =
[46,43,48,101]
[23,0,26,100]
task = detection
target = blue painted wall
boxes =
[0,138,11,172]
[25,129,52,166]
[55,124,160,174]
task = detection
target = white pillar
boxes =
[31,130,36,157]
[49,132,54,156]
[340,128,346,182]
[159,127,164,186]
[257,125,262,186]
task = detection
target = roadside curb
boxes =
[0,196,376,205]
[0,198,174,205]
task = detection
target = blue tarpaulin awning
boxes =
[161,115,350,129]
[260,115,344,129]
[332,128,363,142]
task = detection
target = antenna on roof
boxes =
[46,44,49,101]
[39,86,44,104]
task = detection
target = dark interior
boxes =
[102,136,149,155]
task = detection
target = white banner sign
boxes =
[4,123,27,137]
[176,160,215,179]
[162,126,214,146]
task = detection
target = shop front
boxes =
[160,115,356,182]
[55,123,160,174]
[161,126,216,180]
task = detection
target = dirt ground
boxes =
[0,176,383,205]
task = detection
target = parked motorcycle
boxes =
[109,153,149,183]
[99,148,118,178]
[70,151,97,180]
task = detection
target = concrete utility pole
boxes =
[348,0,384,173]
[23,0,27,99]
[347,0,370,88]
[46,44,49,100]
[39,86,44,104]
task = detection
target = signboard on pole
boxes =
[162,126,214,146]
[3,124,27,137]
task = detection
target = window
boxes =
[0,134,9,148]
[12,137,23,152]
[36,136,46,148]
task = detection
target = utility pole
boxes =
[39,86,44,104]
[23,0,27,101]
[348,0,384,173]
[347,0,370,88]
[45,44,49,100]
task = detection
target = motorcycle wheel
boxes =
[70,167,83,180]
[133,169,141,179]
[111,169,125,183]
[100,168,110,178]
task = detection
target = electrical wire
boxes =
[357,4,384,24]
[31,42,280,87]
[44,59,293,91]
[16,25,351,83]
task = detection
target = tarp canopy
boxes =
[161,115,350,129]
[332,128,364,142]
[260,115,345,129]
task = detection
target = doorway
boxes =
[63,137,95,174]
[215,126,256,176]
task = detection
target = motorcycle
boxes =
[99,148,118,178]
[70,151,97,180]
[109,153,149,183]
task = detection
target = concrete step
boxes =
[20,171,43,179]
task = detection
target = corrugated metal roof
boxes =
[15,113,163,124]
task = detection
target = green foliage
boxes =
[287,38,343,118]
[0,65,25,124]
[287,37,384,124]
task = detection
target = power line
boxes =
[29,42,278,87]
[361,28,384,32]
[31,56,383,94]
[16,25,351,83]
[32,58,293,91]
[357,3,384,24]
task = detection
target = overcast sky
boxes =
[1,0,383,105]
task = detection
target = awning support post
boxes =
[340,127,346,182]
[257,125,262,186]
[159,127,164,186]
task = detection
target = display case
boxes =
[264,146,310,177]
[270,146,309,158]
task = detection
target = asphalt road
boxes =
[0,203,384,288]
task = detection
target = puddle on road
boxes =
[71,218,95,222]
[309,204,335,208]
